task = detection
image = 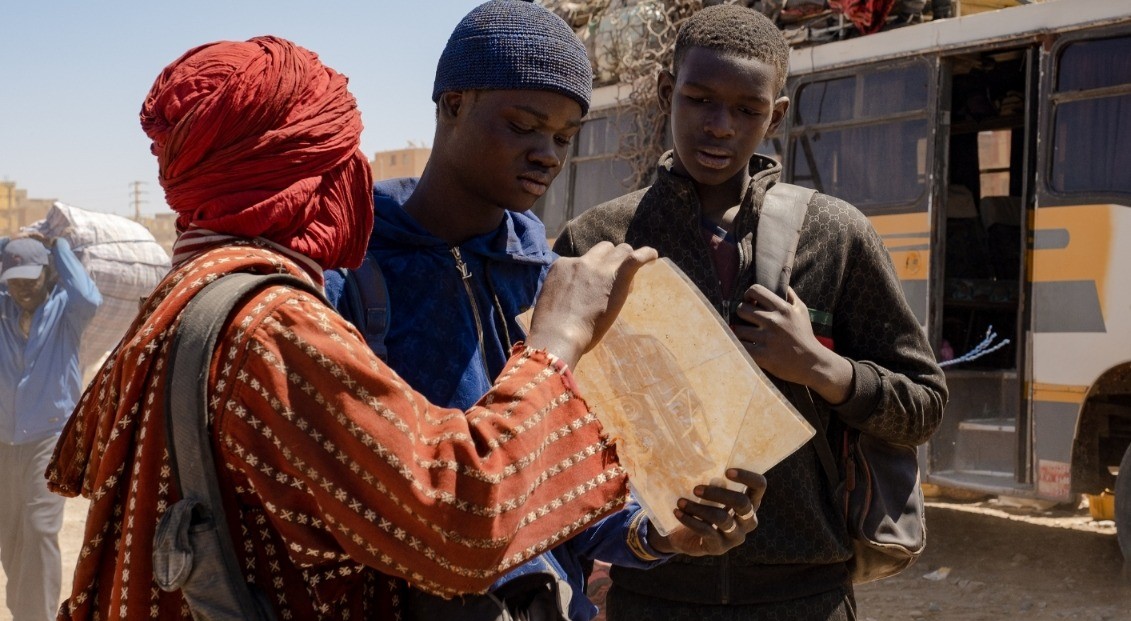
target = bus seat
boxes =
[948,183,979,218]
[979,195,1021,230]
[980,196,1022,280]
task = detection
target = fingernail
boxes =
[693,486,705,496]
[726,469,738,478]
[677,499,688,509]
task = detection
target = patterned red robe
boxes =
[48,241,628,620]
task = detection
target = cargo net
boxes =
[545,0,704,190]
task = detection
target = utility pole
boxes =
[130,181,147,220]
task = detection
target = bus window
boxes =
[791,119,929,208]
[788,62,931,214]
[795,76,855,125]
[1049,36,1131,198]
[977,130,1012,199]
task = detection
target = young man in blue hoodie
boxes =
[326,2,767,619]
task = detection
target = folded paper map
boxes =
[523,258,814,535]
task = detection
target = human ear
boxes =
[438,91,466,122]
[768,96,790,135]
[657,70,675,115]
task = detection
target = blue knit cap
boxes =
[433,0,593,115]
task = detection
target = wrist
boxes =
[645,527,675,555]
[808,350,854,406]
[525,326,584,369]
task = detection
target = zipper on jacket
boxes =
[450,247,491,376]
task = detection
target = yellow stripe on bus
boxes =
[1031,205,1113,305]
[870,212,931,281]
[1030,382,1088,405]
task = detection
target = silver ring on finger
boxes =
[736,507,755,521]
[719,521,737,534]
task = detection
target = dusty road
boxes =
[855,499,1129,620]
[2,496,1128,620]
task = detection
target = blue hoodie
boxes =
[326,178,668,620]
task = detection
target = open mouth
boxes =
[695,148,734,170]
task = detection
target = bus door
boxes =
[929,44,1038,495]
[1033,29,1131,505]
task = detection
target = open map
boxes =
[526,258,814,535]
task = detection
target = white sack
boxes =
[31,202,170,375]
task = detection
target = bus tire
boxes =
[1116,443,1131,564]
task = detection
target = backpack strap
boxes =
[756,182,815,300]
[755,182,840,487]
[337,252,390,360]
[160,272,324,620]
[787,383,841,489]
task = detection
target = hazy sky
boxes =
[0,1,487,217]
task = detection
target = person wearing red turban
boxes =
[142,35,373,270]
[47,35,658,620]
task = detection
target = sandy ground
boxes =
[2,495,1128,620]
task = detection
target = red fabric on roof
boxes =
[829,0,897,34]
[140,36,373,269]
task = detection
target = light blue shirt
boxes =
[0,238,101,444]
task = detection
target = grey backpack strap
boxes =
[154,272,323,621]
[756,182,816,300]
[755,182,840,486]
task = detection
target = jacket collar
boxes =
[651,150,783,221]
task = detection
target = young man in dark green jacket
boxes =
[554,6,947,619]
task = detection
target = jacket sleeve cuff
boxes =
[627,509,673,563]
[828,359,883,426]
[511,342,581,395]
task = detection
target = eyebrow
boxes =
[512,105,582,129]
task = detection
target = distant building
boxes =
[371,146,430,181]
[0,181,54,236]
[135,212,178,256]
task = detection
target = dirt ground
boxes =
[854,498,1130,621]
[1,495,1128,620]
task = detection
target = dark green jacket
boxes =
[553,153,947,605]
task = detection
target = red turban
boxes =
[140,36,373,269]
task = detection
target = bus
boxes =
[534,0,1131,558]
